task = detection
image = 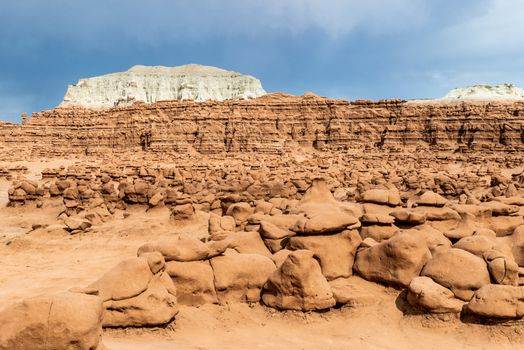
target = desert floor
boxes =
[1,161,524,350]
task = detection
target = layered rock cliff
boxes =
[2,93,523,158]
[60,64,266,108]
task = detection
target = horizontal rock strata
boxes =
[1,94,524,158]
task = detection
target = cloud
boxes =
[0,0,429,49]
[438,0,524,56]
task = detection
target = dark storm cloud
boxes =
[1,0,522,122]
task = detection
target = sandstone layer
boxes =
[2,94,524,158]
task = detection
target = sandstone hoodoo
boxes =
[60,64,267,108]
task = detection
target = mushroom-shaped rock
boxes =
[421,248,490,301]
[361,188,401,206]
[353,232,431,287]
[407,277,465,313]
[292,179,359,235]
[262,250,336,311]
[210,249,276,303]
[287,230,362,280]
[0,292,105,350]
[465,284,524,319]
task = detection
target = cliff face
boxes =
[60,64,266,108]
[2,93,524,158]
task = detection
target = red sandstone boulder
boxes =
[0,292,106,350]
[287,230,362,280]
[421,248,490,301]
[354,232,431,287]
[262,250,336,311]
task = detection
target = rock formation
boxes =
[443,83,524,100]
[60,64,266,108]
[2,94,524,158]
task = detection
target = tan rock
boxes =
[0,292,105,350]
[165,260,218,305]
[262,250,336,311]
[407,277,465,313]
[421,248,490,301]
[354,232,431,287]
[465,284,524,319]
[210,249,276,303]
[287,230,362,280]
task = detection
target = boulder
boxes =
[262,250,336,311]
[417,191,448,207]
[465,284,524,319]
[63,217,92,232]
[407,277,464,313]
[0,292,105,350]
[248,213,304,231]
[81,255,160,301]
[421,248,490,301]
[227,231,272,257]
[138,236,229,262]
[360,225,399,242]
[165,260,218,306]
[226,202,254,225]
[501,225,524,266]
[259,220,296,240]
[75,253,179,327]
[484,249,519,286]
[360,213,395,225]
[102,271,178,327]
[291,178,359,235]
[210,249,276,303]
[444,212,477,240]
[480,201,520,216]
[329,276,388,307]
[171,203,195,220]
[413,205,462,221]
[361,188,401,206]
[390,209,427,225]
[354,232,431,287]
[287,230,362,280]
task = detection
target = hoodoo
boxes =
[60,64,266,108]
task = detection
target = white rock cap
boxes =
[442,83,524,100]
[60,64,267,108]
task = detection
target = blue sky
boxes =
[1,0,523,122]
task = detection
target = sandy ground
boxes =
[1,161,524,349]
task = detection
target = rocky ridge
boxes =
[1,93,524,158]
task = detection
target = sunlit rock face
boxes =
[60,64,266,108]
[442,83,524,100]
